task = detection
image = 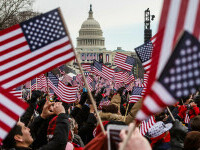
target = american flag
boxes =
[58,65,66,75]
[48,72,60,98]
[86,76,93,91]
[126,82,134,92]
[10,90,23,100]
[31,78,37,91]
[62,74,72,85]
[93,61,114,80]
[114,52,135,71]
[98,100,111,110]
[184,113,190,124]
[141,73,149,88]
[58,81,78,103]
[114,82,124,91]
[137,31,200,120]
[129,87,144,103]
[81,53,85,61]
[136,0,200,121]
[0,8,75,90]
[87,53,90,61]
[124,71,135,85]
[93,53,96,60]
[90,53,93,60]
[48,72,78,103]
[37,74,47,89]
[0,86,28,142]
[140,116,156,136]
[76,74,83,84]
[82,63,93,73]
[114,71,123,83]
[134,31,162,73]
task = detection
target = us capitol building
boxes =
[68,5,137,73]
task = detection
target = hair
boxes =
[182,96,190,103]
[102,104,118,114]
[79,92,88,106]
[154,112,167,122]
[3,124,22,148]
[184,131,200,150]
[194,96,200,107]
[117,87,125,96]
[190,115,200,132]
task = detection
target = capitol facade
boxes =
[68,5,137,72]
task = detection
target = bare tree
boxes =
[0,0,38,30]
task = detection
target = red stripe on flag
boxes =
[0,24,20,35]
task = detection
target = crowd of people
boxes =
[1,87,200,150]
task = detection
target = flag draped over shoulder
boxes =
[114,52,135,71]
[136,0,200,121]
[0,8,75,90]
[0,86,28,142]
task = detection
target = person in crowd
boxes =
[148,121,172,150]
[70,92,97,145]
[2,101,69,150]
[184,131,200,150]
[99,104,124,122]
[190,115,200,132]
[110,87,125,112]
[170,119,188,150]
[187,100,200,119]
[119,123,152,150]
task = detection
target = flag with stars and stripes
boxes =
[0,8,75,90]
[136,0,200,121]
[81,53,86,61]
[31,78,37,91]
[93,61,114,80]
[58,65,66,75]
[114,52,135,71]
[37,74,47,89]
[86,76,94,91]
[10,89,23,100]
[82,63,94,73]
[47,72,78,103]
[114,71,124,83]
[134,31,162,73]
[48,72,60,97]
[140,116,156,136]
[137,31,200,121]
[129,87,144,103]
[0,86,28,142]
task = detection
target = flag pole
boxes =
[30,81,32,98]
[46,72,50,101]
[119,120,137,150]
[166,107,175,122]
[36,77,37,90]
[124,93,130,122]
[58,8,106,135]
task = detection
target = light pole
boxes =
[144,8,155,43]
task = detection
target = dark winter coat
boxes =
[28,113,69,150]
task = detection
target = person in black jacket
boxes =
[3,101,69,150]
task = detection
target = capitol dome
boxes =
[76,5,105,50]
[81,19,101,29]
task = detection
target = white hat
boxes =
[148,121,172,138]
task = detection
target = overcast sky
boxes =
[33,0,163,51]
